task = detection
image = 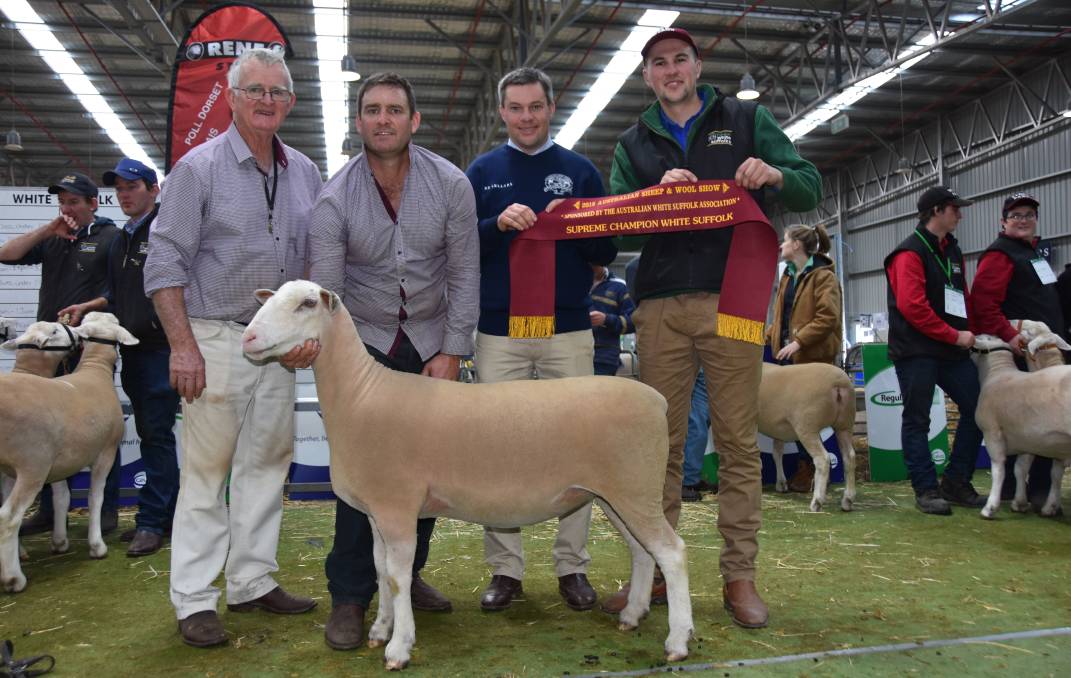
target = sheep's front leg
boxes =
[981,438,1007,519]
[49,481,71,554]
[0,474,46,593]
[368,515,418,671]
[1040,459,1067,518]
[85,446,116,559]
[1010,454,1034,513]
[367,516,394,648]
[799,434,828,512]
[0,475,28,562]
[772,441,788,493]
[836,429,857,511]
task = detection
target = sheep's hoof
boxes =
[980,507,997,520]
[809,499,823,512]
[1040,504,1062,518]
[368,637,386,649]
[2,573,26,593]
[384,658,409,671]
[775,482,788,493]
[1010,500,1030,513]
[666,650,689,662]
[88,543,107,559]
[51,538,70,554]
[617,621,638,632]
[841,497,855,512]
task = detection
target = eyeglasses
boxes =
[1006,212,1038,222]
[234,85,293,103]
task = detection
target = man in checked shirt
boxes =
[144,47,322,647]
[305,72,479,651]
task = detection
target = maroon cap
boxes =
[641,28,699,60]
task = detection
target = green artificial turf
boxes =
[2,475,1069,677]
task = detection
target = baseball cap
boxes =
[917,185,972,214]
[1002,192,1039,218]
[641,28,699,60]
[102,158,158,187]
[48,172,98,198]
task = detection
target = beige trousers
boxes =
[475,329,594,579]
[633,293,763,582]
[169,319,296,619]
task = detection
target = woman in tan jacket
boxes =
[768,224,844,490]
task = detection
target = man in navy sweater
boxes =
[465,66,616,613]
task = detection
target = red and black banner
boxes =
[165,2,292,171]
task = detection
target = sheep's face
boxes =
[74,312,139,346]
[243,280,340,361]
[1,321,78,352]
[1027,332,1071,355]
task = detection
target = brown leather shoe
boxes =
[18,510,54,537]
[599,577,668,614]
[120,528,137,543]
[480,575,523,611]
[178,610,227,647]
[227,586,317,614]
[558,573,597,611]
[126,530,164,557]
[324,604,365,651]
[411,573,452,612]
[787,460,815,493]
[722,580,768,628]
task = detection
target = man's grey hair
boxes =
[497,67,554,106]
[227,47,293,91]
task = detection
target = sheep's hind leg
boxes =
[49,480,70,554]
[85,445,116,559]
[596,500,654,629]
[836,428,857,511]
[0,475,28,562]
[799,433,828,512]
[1040,459,1067,517]
[772,441,788,493]
[0,474,46,592]
[367,516,394,648]
[981,438,1007,519]
[1010,454,1034,513]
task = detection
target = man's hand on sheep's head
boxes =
[954,330,976,349]
[278,339,321,370]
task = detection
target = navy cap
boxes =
[102,158,158,187]
[917,185,972,214]
[641,28,699,60]
[1002,192,1039,218]
[47,172,98,198]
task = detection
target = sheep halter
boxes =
[507,180,776,343]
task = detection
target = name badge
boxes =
[78,242,97,253]
[138,241,150,255]
[944,285,967,318]
[1031,258,1056,285]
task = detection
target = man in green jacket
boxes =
[604,28,821,628]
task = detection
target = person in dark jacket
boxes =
[605,27,821,627]
[589,264,635,376]
[885,185,987,516]
[969,192,1060,507]
[60,158,180,557]
[767,224,843,492]
[0,172,121,536]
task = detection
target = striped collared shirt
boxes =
[144,123,323,323]
[308,144,479,360]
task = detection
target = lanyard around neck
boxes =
[913,229,952,283]
[261,160,278,234]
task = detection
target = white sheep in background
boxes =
[972,328,1071,519]
[0,313,137,592]
[241,280,692,671]
[1,321,84,558]
[762,362,857,512]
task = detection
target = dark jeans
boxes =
[894,356,983,493]
[36,350,120,519]
[594,361,619,376]
[120,346,180,535]
[325,335,437,608]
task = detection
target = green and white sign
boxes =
[862,343,951,481]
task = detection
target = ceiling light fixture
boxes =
[737,72,759,100]
[340,54,360,82]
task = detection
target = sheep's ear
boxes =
[254,289,275,305]
[320,289,341,313]
[114,326,139,346]
[1,338,17,351]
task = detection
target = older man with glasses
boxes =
[145,47,323,648]
[969,192,1061,509]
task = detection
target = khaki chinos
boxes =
[634,291,763,582]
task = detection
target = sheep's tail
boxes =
[831,380,854,432]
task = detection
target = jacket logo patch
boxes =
[138,241,150,255]
[951,263,962,275]
[78,242,98,253]
[543,173,573,196]
[707,130,733,146]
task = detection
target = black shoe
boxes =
[694,479,718,494]
[18,510,55,536]
[410,573,452,612]
[101,509,119,535]
[480,575,523,611]
[915,488,952,515]
[681,485,701,502]
[558,573,597,611]
[939,477,986,508]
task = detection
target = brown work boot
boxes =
[480,575,524,611]
[324,604,365,651]
[411,573,452,612]
[558,573,597,611]
[226,586,316,614]
[178,610,227,648]
[786,460,815,493]
[126,529,164,557]
[722,580,769,628]
[599,575,667,614]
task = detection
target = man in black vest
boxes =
[60,159,180,557]
[885,186,987,515]
[969,192,1060,506]
[607,28,821,627]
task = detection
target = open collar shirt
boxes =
[144,123,323,323]
[308,143,479,360]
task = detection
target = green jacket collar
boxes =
[639,84,721,149]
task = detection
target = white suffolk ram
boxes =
[0,313,137,592]
[241,280,692,670]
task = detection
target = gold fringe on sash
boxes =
[716,313,766,346]
[508,315,555,339]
